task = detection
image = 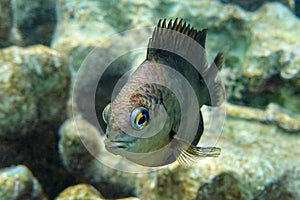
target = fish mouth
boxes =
[104,131,137,154]
[105,141,130,149]
[104,139,133,155]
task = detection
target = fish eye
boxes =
[130,107,150,130]
[102,103,111,124]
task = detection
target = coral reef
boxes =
[58,118,142,198]
[55,184,142,200]
[0,165,47,200]
[0,45,70,137]
[0,0,56,47]
[243,3,300,112]
[0,0,299,199]
[0,0,12,47]
[195,172,252,200]
[56,184,104,200]
[135,113,300,199]
[52,0,300,113]
[219,0,294,11]
[254,170,300,200]
[226,103,300,132]
[0,45,72,199]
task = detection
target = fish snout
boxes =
[104,131,136,149]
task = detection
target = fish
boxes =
[102,18,225,167]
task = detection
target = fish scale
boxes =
[102,18,225,167]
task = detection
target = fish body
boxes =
[102,18,224,167]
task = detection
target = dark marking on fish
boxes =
[169,129,176,140]
[191,111,204,146]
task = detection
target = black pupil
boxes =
[138,115,146,125]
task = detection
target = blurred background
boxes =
[0,0,299,199]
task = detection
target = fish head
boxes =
[102,65,176,166]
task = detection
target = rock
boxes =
[195,172,252,200]
[0,0,297,199]
[0,128,77,200]
[55,183,141,200]
[53,0,300,114]
[137,111,300,200]
[0,0,12,47]
[58,118,142,199]
[58,118,100,172]
[0,165,48,200]
[58,105,300,199]
[56,184,104,200]
[0,0,56,47]
[242,3,300,112]
[0,45,70,137]
[52,0,170,72]
[52,0,115,71]
[254,170,300,200]
[296,0,300,16]
[219,0,294,12]
[0,45,72,198]
[225,103,300,133]
[0,47,36,137]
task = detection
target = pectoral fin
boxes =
[174,138,221,166]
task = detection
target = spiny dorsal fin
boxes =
[146,18,208,61]
[156,18,207,48]
[147,18,225,108]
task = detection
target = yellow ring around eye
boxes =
[130,106,149,130]
[135,112,143,123]
[135,112,147,127]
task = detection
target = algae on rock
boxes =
[53,0,300,113]
[0,165,48,200]
[55,184,104,200]
[0,45,70,137]
[58,118,142,199]
[242,3,300,112]
[0,0,56,47]
[137,116,300,200]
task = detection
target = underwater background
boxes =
[0,0,300,199]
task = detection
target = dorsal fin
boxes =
[146,18,225,107]
[156,18,208,46]
[146,18,208,62]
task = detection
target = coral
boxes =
[0,0,299,199]
[0,45,70,137]
[254,170,300,200]
[55,184,104,200]
[0,0,12,47]
[0,0,56,47]
[0,165,47,200]
[225,103,300,132]
[52,0,300,113]
[195,172,252,200]
[137,111,300,200]
[58,118,142,199]
[219,0,294,11]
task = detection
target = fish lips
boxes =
[104,136,135,155]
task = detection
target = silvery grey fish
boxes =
[102,18,225,167]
